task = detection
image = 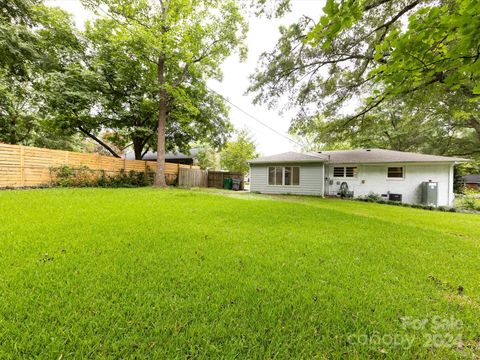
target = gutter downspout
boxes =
[448,163,454,207]
[323,155,330,197]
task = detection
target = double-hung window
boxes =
[268,166,300,185]
[333,166,357,178]
[268,167,283,185]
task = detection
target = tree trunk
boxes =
[133,138,144,160]
[154,56,167,187]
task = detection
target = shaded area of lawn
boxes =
[0,188,479,358]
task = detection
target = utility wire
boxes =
[205,85,302,146]
[48,0,302,147]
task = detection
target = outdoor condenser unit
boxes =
[421,181,438,206]
[388,193,402,202]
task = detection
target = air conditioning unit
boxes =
[388,193,402,202]
[421,181,438,206]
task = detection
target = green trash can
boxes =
[223,178,233,189]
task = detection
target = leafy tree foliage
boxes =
[2,0,245,175]
[220,130,258,175]
[0,1,84,149]
[82,0,247,186]
[43,15,236,160]
[293,89,480,157]
[250,0,480,158]
[196,144,219,170]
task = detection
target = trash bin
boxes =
[223,178,233,189]
[232,179,241,191]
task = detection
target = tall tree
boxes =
[0,0,84,149]
[292,89,480,157]
[249,0,480,155]
[220,130,258,175]
[43,16,234,160]
[83,0,247,187]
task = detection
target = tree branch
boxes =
[344,96,386,125]
[373,0,421,33]
[78,126,121,158]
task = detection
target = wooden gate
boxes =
[178,167,208,188]
[207,171,244,189]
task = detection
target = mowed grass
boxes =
[0,188,479,359]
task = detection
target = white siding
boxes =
[325,163,454,206]
[250,163,324,196]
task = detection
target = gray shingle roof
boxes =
[463,174,480,183]
[124,148,201,161]
[248,151,328,164]
[322,149,468,164]
[249,149,468,165]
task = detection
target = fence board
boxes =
[0,143,199,188]
[178,168,208,188]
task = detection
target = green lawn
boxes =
[0,188,479,358]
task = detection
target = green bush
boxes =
[355,195,463,213]
[50,165,155,188]
[50,165,95,187]
[365,192,381,201]
[461,188,480,211]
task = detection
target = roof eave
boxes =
[248,159,326,164]
[328,160,469,165]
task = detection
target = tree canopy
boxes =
[220,130,258,175]
[1,0,247,183]
[80,0,247,186]
[0,0,86,149]
[249,0,480,158]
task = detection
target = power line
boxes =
[205,85,302,146]
[48,0,302,147]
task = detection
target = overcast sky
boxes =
[45,0,325,155]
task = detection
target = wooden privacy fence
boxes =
[178,168,208,188]
[207,171,244,189]
[0,143,199,188]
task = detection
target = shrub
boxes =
[50,165,95,187]
[365,192,381,201]
[353,196,462,213]
[461,188,480,211]
[50,165,155,188]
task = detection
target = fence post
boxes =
[19,145,25,187]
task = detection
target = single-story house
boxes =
[248,149,468,206]
[462,174,480,190]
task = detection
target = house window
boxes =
[268,166,300,185]
[268,167,282,185]
[292,167,300,185]
[387,167,404,179]
[345,167,357,178]
[333,166,357,178]
[333,167,345,177]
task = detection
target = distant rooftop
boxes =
[249,149,469,164]
[124,147,201,161]
[462,174,480,183]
